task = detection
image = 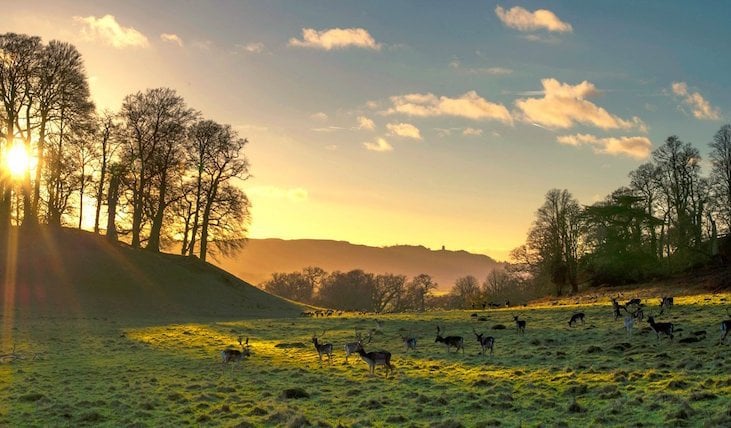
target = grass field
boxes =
[1,293,730,427]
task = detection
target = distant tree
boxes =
[372,273,406,313]
[92,111,121,233]
[318,270,376,311]
[709,124,731,233]
[406,273,438,312]
[629,163,662,257]
[263,271,314,303]
[451,275,481,308]
[526,189,582,296]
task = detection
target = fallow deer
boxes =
[312,331,333,365]
[344,330,364,363]
[568,312,585,327]
[513,315,526,334]
[720,308,731,345]
[221,336,250,371]
[647,315,674,341]
[401,334,417,351]
[354,343,394,376]
[472,328,495,356]
[435,325,464,354]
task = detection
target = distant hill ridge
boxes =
[213,238,504,291]
[1,228,301,321]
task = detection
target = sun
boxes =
[5,143,30,179]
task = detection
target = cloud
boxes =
[515,78,646,131]
[238,42,265,53]
[495,5,573,33]
[310,112,328,121]
[557,133,652,159]
[364,137,393,152]
[463,127,483,136]
[73,14,149,48]
[387,122,422,140]
[160,33,183,47]
[289,27,381,50]
[247,186,309,202]
[671,81,721,120]
[357,116,376,131]
[450,61,513,75]
[385,91,513,124]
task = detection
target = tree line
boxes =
[0,32,251,260]
[511,127,731,296]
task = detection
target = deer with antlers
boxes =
[354,340,394,376]
[221,336,250,371]
[435,325,464,354]
[472,328,495,356]
[513,315,526,334]
[344,330,365,363]
[312,331,333,365]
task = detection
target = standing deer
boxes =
[354,342,394,376]
[221,336,250,371]
[312,331,333,365]
[623,315,635,337]
[472,328,495,356]
[435,326,464,354]
[344,330,364,363]
[647,315,674,341]
[400,334,417,351]
[611,297,624,321]
[513,315,526,334]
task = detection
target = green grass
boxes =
[2,293,730,427]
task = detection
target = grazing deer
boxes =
[221,336,250,371]
[472,328,495,356]
[647,315,674,341]
[513,315,526,334]
[354,343,394,376]
[435,326,464,354]
[720,309,731,345]
[312,331,333,365]
[626,298,641,306]
[344,330,364,363]
[401,334,417,351]
[568,312,585,327]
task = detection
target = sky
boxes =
[7,1,730,261]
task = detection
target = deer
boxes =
[647,314,674,341]
[400,334,417,351]
[513,315,526,334]
[312,331,333,365]
[435,325,464,354]
[344,330,364,363]
[568,312,585,327]
[221,336,250,371]
[623,314,635,337]
[626,298,642,306]
[472,328,495,356]
[611,297,625,321]
[354,342,394,376]
[720,308,731,345]
[659,296,674,314]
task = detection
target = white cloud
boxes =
[247,186,309,203]
[495,5,573,33]
[238,42,265,53]
[74,14,149,48]
[671,82,721,120]
[310,112,328,121]
[386,91,513,124]
[463,128,483,137]
[557,133,652,159]
[160,33,183,47]
[289,27,381,50]
[387,122,422,140]
[450,60,513,75]
[364,137,393,152]
[515,78,646,131]
[357,116,376,131]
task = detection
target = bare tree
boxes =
[709,125,731,233]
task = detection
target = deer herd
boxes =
[221,295,731,376]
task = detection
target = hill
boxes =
[211,238,505,291]
[0,228,302,321]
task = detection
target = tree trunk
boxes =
[94,150,107,233]
[146,175,167,252]
[105,170,120,242]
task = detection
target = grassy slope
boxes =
[0,227,302,322]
